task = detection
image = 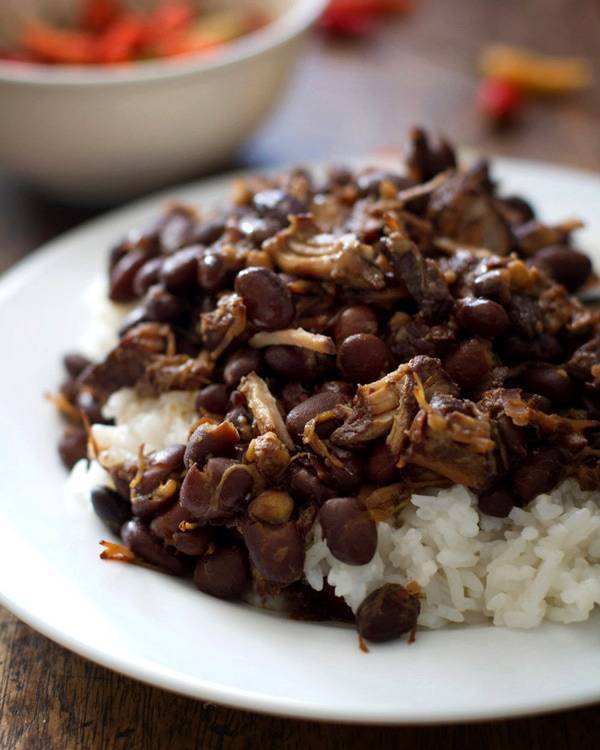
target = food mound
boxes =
[55,128,600,644]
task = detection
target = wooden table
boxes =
[1,1,599,746]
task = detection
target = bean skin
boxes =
[367,442,398,484]
[223,347,261,387]
[63,352,91,379]
[512,448,564,504]
[319,497,377,565]
[58,426,87,469]
[288,466,332,504]
[522,365,573,405]
[198,252,229,292]
[91,485,132,534]
[285,391,346,440]
[120,519,189,576]
[243,521,304,585]
[109,248,149,302]
[143,284,185,324]
[196,384,229,415]
[530,245,592,292]
[356,584,420,643]
[133,257,164,297]
[334,305,378,344]
[172,525,213,556]
[445,338,492,391]
[194,546,249,600]
[478,487,515,518]
[338,334,390,383]
[183,421,239,469]
[161,246,201,293]
[265,346,333,382]
[456,297,509,338]
[234,267,295,330]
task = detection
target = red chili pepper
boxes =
[21,23,97,64]
[319,0,410,37]
[143,0,195,48]
[96,15,146,64]
[82,0,123,34]
[318,4,376,36]
[478,77,523,123]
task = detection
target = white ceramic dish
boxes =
[0,0,326,203]
[0,157,599,724]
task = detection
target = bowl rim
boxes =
[0,0,327,88]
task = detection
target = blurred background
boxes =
[0,0,598,269]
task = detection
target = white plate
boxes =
[0,158,599,725]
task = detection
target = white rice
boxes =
[304,482,600,629]
[69,279,600,630]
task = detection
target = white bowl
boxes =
[0,0,326,203]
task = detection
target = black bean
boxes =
[75,391,107,424]
[144,284,185,324]
[507,293,542,341]
[120,519,189,576]
[334,305,378,344]
[196,384,230,415]
[172,525,213,556]
[445,338,492,391]
[522,365,574,405]
[223,406,253,442]
[183,421,239,469]
[58,426,87,469]
[118,306,148,337]
[566,337,600,381]
[198,252,229,292]
[223,347,261,386]
[249,491,294,525]
[244,520,304,585]
[91,486,132,534]
[235,267,295,330]
[212,459,254,517]
[319,496,377,565]
[328,452,364,495]
[63,352,91,379]
[499,333,563,364]
[265,346,332,382]
[136,445,185,496]
[160,246,201,293]
[279,382,309,412]
[180,459,252,522]
[478,487,515,518]
[501,195,536,224]
[472,268,511,304]
[109,248,148,302]
[530,245,592,292]
[356,584,420,643]
[191,219,225,246]
[285,391,346,440]
[456,297,509,338]
[179,463,212,518]
[194,546,249,600]
[237,215,282,244]
[338,334,390,383]
[133,257,164,297]
[253,189,305,222]
[512,448,564,504]
[496,415,527,459]
[150,503,192,542]
[288,466,332,504]
[367,442,398,484]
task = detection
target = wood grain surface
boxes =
[1,0,600,747]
